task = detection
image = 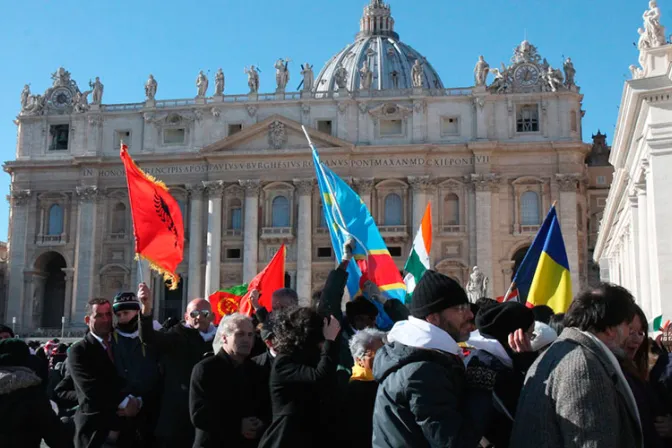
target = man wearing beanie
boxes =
[111,292,162,446]
[372,270,481,447]
[466,301,536,448]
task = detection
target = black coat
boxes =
[0,366,67,448]
[252,350,275,383]
[342,379,378,448]
[190,350,270,448]
[67,332,126,448]
[258,340,340,448]
[139,315,213,445]
[372,342,480,448]
[54,365,78,412]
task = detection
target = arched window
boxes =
[521,191,540,226]
[112,203,126,234]
[229,199,242,230]
[443,194,460,225]
[47,204,63,235]
[384,193,403,226]
[318,200,327,228]
[271,196,290,227]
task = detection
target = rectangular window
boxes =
[163,128,185,145]
[388,247,402,257]
[226,248,241,259]
[597,176,607,185]
[317,247,332,258]
[230,207,242,230]
[228,124,243,136]
[380,119,403,137]
[49,125,69,150]
[441,117,460,136]
[114,130,131,150]
[317,120,333,135]
[570,111,578,132]
[516,105,539,133]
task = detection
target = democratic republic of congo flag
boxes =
[513,205,573,313]
[308,132,405,329]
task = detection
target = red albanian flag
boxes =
[120,144,184,290]
[239,244,286,317]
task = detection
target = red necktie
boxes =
[104,339,114,364]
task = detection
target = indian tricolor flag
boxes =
[403,203,432,304]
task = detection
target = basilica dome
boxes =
[313,0,444,93]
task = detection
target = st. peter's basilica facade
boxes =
[4,0,593,332]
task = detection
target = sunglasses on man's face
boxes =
[189,310,211,319]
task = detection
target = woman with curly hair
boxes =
[258,307,341,448]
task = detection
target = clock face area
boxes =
[514,64,540,86]
[51,88,72,108]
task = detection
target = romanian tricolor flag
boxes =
[512,205,572,313]
[306,128,405,329]
[121,144,184,289]
[403,203,432,304]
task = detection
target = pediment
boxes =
[201,114,353,153]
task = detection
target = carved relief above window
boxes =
[511,177,548,235]
[146,111,196,147]
[99,264,130,300]
[438,179,467,234]
[369,103,412,139]
[37,192,69,246]
[261,182,295,242]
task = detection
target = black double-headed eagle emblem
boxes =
[154,192,179,248]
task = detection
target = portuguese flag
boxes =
[209,285,249,325]
[403,203,432,304]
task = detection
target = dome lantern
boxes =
[359,0,397,39]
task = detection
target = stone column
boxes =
[556,174,581,295]
[240,180,261,284]
[203,181,224,297]
[408,176,432,233]
[636,182,651,317]
[471,174,498,297]
[467,182,477,268]
[294,179,314,304]
[627,193,641,301]
[353,178,375,212]
[72,186,100,325]
[62,268,75,326]
[186,183,205,299]
[5,190,32,332]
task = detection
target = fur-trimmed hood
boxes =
[0,366,41,395]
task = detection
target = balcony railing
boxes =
[441,225,466,234]
[37,234,65,246]
[314,227,329,235]
[109,232,127,241]
[261,227,295,242]
[379,225,409,242]
[514,224,541,235]
[224,229,243,237]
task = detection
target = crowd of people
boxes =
[2,241,672,447]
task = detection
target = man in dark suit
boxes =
[190,313,270,447]
[252,321,276,380]
[68,298,141,448]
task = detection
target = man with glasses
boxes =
[137,283,216,448]
[372,270,481,447]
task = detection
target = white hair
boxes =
[213,313,251,353]
[349,328,387,360]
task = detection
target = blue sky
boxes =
[0,0,656,241]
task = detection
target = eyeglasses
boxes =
[189,310,211,319]
[629,330,646,338]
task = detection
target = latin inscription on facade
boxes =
[82,155,490,178]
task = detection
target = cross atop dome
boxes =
[359,0,397,38]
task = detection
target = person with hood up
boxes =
[466,301,537,447]
[372,270,481,448]
[138,283,217,448]
[0,338,66,448]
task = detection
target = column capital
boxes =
[239,179,261,197]
[470,174,500,192]
[628,193,639,207]
[555,174,581,192]
[352,178,375,195]
[407,175,434,193]
[9,189,32,206]
[203,180,224,197]
[634,181,647,196]
[186,183,206,197]
[293,178,315,196]
[61,267,75,281]
[76,185,101,202]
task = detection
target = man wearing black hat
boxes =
[372,270,481,448]
[111,292,162,447]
